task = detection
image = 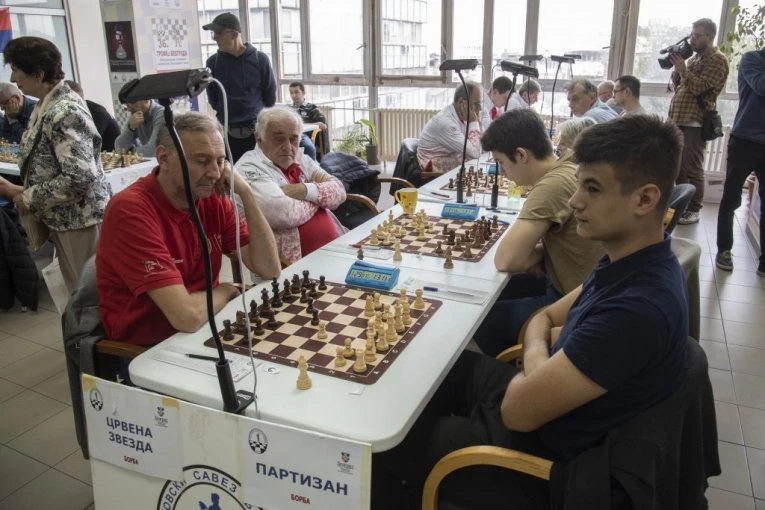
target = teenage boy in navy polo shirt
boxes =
[372,114,690,509]
[97,112,280,347]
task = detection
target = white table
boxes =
[0,159,156,195]
[418,159,526,214]
[322,201,516,284]
[129,250,506,452]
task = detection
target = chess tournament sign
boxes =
[238,416,372,510]
[104,21,137,73]
[152,16,190,71]
[82,374,183,480]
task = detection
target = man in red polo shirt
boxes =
[96,112,280,346]
[235,105,346,265]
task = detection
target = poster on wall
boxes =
[104,21,137,73]
[152,17,190,71]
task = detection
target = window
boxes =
[378,86,453,109]
[634,0,723,83]
[382,0,436,76]
[280,3,302,76]
[537,0,613,81]
[492,0,527,66]
[451,0,484,83]
[309,0,363,75]
[248,4,272,60]
[0,0,63,6]
[197,3,238,62]
[1,11,73,85]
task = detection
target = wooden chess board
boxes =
[204,278,442,385]
[357,215,508,262]
[100,151,149,170]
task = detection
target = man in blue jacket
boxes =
[203,13,277,164]
[0,82,36,143]
[715,48,765,276]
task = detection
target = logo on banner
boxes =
[337,451,355,475]
[89,388,104,411]
[155,406,169,427]
[157,465,253,509]
[248,428,268,454]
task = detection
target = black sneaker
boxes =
[715,251,733,272]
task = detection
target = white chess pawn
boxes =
[413,289,425,309]
[317,321,328,339]
[334,347,347,367]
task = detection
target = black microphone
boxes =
[520,54,543,62]
[118,68,212,103]
[550,55,575,64]
[500,61,539,78]
[439,59,479,72]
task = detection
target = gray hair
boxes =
[597,80,615,94]
[453,81,480,103]
[693,18,717,38]
[157,112,224,149]
[518,79,541,95]
[255,105,303,140]
[568,79,598,98]
[0,82,21,100]
[558,117,596,143]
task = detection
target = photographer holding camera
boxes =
[667,18,729,224]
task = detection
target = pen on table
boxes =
[186,353,222,362]
[423,286,476,298]
[427,191,451,199]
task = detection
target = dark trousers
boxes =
[372,350,552,510]
[716,135,765,265]
[677,126,707,213]
[473,273,562,357]
[228,135,256,165]
[300,133,317,160]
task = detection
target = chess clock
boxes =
[441,202,480,221]
[345,261,400,291]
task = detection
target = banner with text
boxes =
[82,374,183,480]
[151,16,189,71]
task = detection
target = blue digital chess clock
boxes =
[441,202,480,221]
[345,261,400,291]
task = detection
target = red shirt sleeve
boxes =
[102,196,185,296]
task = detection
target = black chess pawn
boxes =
[310,309,320,326]
[442,223,449,236]
[306,298,317,314]
[282,278,294,301]
[302,270,311,288]
[309,282,319,298]
[249,300,258,321]
[318,275,327,291]
[266,310,278,328]
[260,293,272,318]
[222,319,235,340]
[252,317,265,336]
[448,178,454,189]
[447,230,456,246]
[291,274,301,294]
[300,288,309,303]
[435,241,444,255]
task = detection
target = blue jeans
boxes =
[474,273,562,357]
[300,133,317,160]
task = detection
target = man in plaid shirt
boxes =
[668,18,729,224]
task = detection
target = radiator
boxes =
[702,126,731,204]
[378,108,439,161]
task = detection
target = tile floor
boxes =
[0,198,762,509]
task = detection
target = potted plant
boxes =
[359,118,380,166]
[336,125,367,158]
[720,4,765,59]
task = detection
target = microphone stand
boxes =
[159,99,253,414]
[455,69,470,204]
[549,61,563,137]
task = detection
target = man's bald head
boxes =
[0,83,22,103]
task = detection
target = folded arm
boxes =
[304,164,346,210]
[494,218,550,273]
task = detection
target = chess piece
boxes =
[492,215,499,231]
[236,310,246,328]
[300,288,309,303]
[318,275,327,291]
[222,320,235,340]
[463,243,474,258]
[343,338,354,358]
[417,225,426,241]
[291,274,301,294]
[384,315,397,343]
[466,181,473,197]
[374,292,382,310]
[317,321,328,339]
[402,300,412,326]
[252,317,264,336]
[249,300,258,321]
[364,337,377,362]
[357,246,364,260]
[270,278,283,307]
[352,349,367,373]
[413,289,425,309]
[366,325,376,344]
[444,247,454,269]
[435,241,444,255]
[395,225,405,238]
[334,347,347,367]
[376,327,390,351]
[266,310,278,328]
[311,309,320,326]
[296,356,312,390]
[309,282,319,298]
[394,304,405,333]
[448,177,454,189]
[393,240,402,261]
[388,210,394,223]
[302,270,311,288]
[306,298,316,314]
[442,223,449,236]
[282,279,294,302]
[447,230,456,246]
[365,294,375,317]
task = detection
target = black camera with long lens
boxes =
[658,37,693,69]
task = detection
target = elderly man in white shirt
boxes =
[506,78,541,111]
[417,82,483,173]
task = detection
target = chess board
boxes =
[357,215,508,262]
[440,173,527,198]
[100,152,149,170]
[204,278,442,385]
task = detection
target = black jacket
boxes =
[0,205,39,310]
[86,100,120,152]
[549,338,720,510]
